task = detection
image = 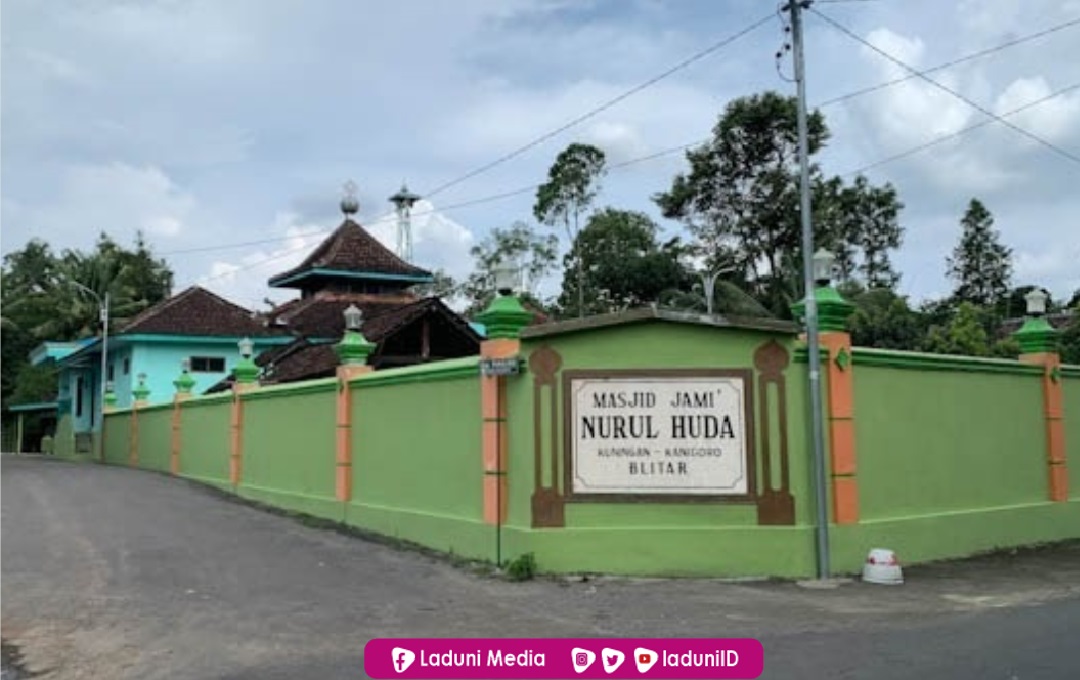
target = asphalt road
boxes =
[3,455,1079,679]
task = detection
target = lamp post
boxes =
[234,337,259,389]
[1025,288,1048,317]
[701,265,737,315]
[336,304,376,367]
[1014,288,1058,356]
[476,259,532,340]
[71,282,109,429]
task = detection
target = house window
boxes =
[190,356,226,373]
[76,376,84,417]
[123,357,130,375]
[107,362,115,381]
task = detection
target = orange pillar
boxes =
[336,364,372,502]
[229,388,253,488]
[170,396,186,475]
[481,339,517,524]
[821,332,859,523]
[1020,352,1068,501]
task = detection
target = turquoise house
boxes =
[32,287,292,456]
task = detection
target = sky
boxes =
[3,0,1079,312]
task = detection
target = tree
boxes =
[655,92,821,317]
[460,222,559,318]
[1,233,174,408]
[844,284,921,350]
[921,302,993,356]
[844,176,904,289]
[947,199,1012,307]
[1067,289,1080,310]
[533,143,607,317]
[557,209,692,316]
[919,301,1019,357]
[655,92,904,316]
[1060,309,1080,365]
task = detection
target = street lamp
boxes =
[812,249,836,287]
[700,265,737,315]
[492,259,523,297]
[238,337,254,359]
[343,304,363,331]
[1025,288,1048,317]
[71,282,109,430]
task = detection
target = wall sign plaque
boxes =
[563,369,756,502]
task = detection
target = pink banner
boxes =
[364,638,763,679]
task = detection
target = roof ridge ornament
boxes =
[341,180,359,216]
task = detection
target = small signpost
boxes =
[480,357,522,377]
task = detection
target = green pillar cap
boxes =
[132,374,151,401]
[791,285,855,333]
[1013,316,1058,354]
[173,369,196,394]
[475,294,533,340]
[335,329,376,366]
[104,389,118,407]
[233,357,260,384]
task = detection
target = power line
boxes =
[189,75,1075,288]
[842,81,1080,176]
[811,7,1080,166]
[817,16,1080,107]
[420,12,776,200]
[185,143,707,287]
[168,14,1076,260]
[167,141,707,259]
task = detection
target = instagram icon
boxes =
[571,648,596,673]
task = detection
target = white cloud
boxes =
[9,162,195,246]
[198,215,328,309]
[993,77,1080,143]
[3,0,1078,310]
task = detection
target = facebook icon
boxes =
[391,648,416,674]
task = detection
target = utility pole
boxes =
[73,282,109,441]
[787,0,832,580]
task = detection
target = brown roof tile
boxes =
[266,294,423,339]
[256,297,481,383]
[268,218,431,287]
[120,286,282,337]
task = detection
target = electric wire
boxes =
[817,15,1080,108]
[420,12,776,200]
[841,81,1080,176]
[811,7,1080,166]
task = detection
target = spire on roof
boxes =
[389,181,422,264]
[341,179,359,217]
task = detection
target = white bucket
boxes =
[862,548,903,585]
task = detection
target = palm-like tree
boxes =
[3,233,171,342]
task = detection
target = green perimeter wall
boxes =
[1066,373,1080,500]
[347,360,489,559]
[177,396,231,489]
[53,413,75,459]
[828,351,1080,573]
[854,357,1046,517]
[239,381,338,520]
[502,322,819,578]
[136,405,173,473]
[103,411,130,464]
[95,324,1080,580]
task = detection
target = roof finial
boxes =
[341,180,359,217]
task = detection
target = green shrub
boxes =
[505,552,537,582]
